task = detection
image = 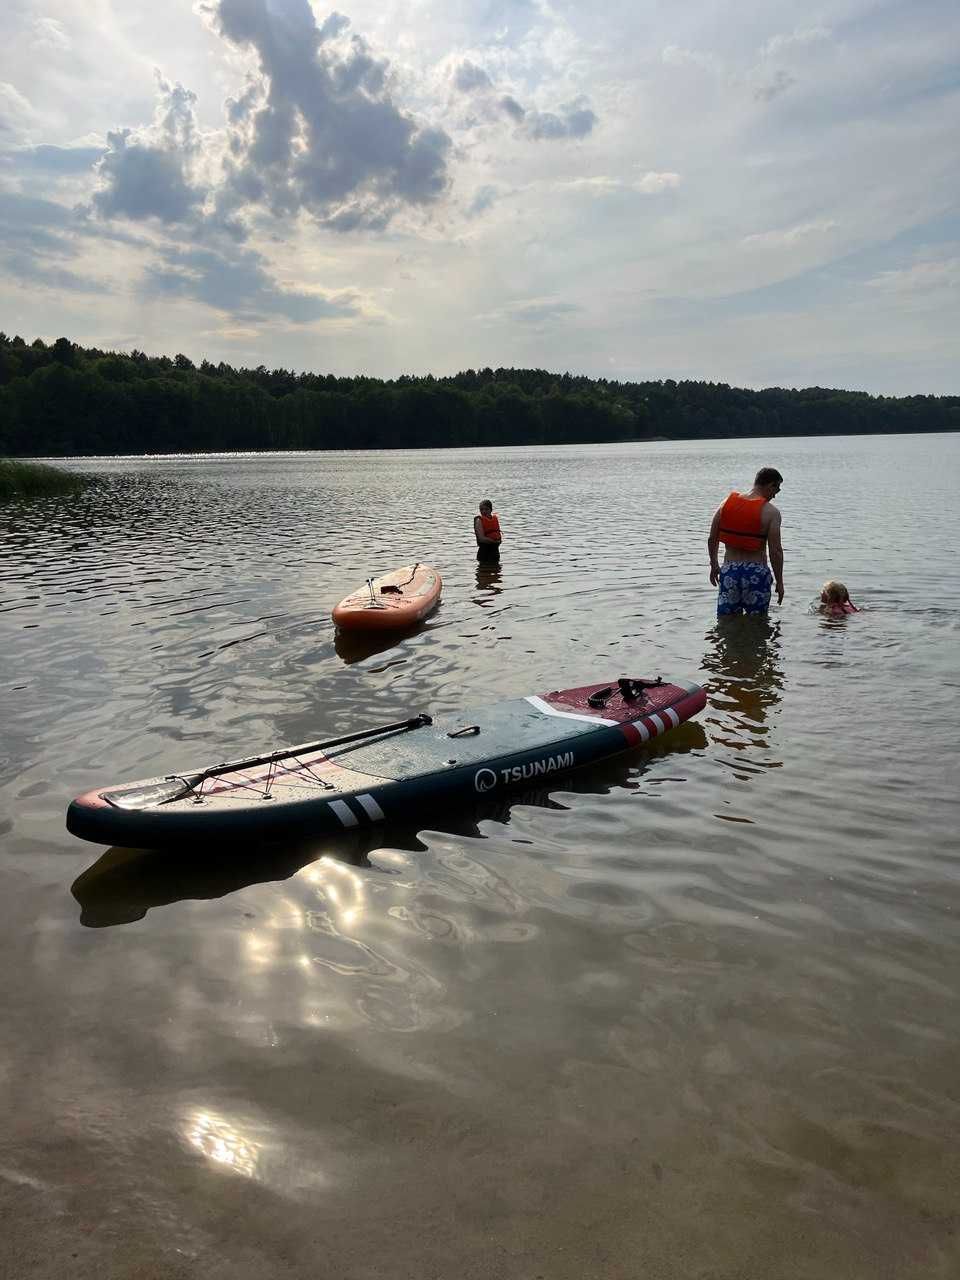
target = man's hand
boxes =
[709,563,720,586]
[776,581,785,605]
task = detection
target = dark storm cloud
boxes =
[204,0,451,229]
[141,243,358,322]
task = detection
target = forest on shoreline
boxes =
[1,332,957,457]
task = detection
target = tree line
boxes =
[1,332,957,456]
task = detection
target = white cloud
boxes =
[555,172,679,197]
[31,17,71,51]
[760,26,831,59]
[634,170,680,194]
[742,220,839,247]
[661,45,718,73]
[753,69,796,101]
[865,256,960,294]
[0,81,42,139]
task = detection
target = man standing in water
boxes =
[707,468,784,614]
[474,499,502,565]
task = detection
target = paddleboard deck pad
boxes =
[66,677,706,848]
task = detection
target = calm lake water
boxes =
[1,434,958,1278]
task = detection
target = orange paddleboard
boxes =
[332,564,442,632]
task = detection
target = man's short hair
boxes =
[479,498,493,511]
[755,467,783,488]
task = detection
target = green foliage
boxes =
[0,458,90,501]
[0,332,956,456]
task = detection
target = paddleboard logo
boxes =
[475,753,575,793]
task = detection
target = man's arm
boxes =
[474,515,492,545]
[707,506,723,585]
[766,508,784,603]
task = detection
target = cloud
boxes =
[205,0,451,231]
[93,75,206,223]
[467,184,499,216]
[0,144,104,174]
[494,93,596,140]
[865,256,960,295]
[0,81,42,139]
[499,95,525,122]
[634,170,680,194]
[30,18,71,51]
[754,70,796,102]
[661,45,718,73]
[0,191,110,293]
[556,172,680,197]
[454,61,493,93]
[1,250,109,293]
[524,102,596,141]
[480,297,581,326]
[760,27,831,60]
[742,219,838,248]
[141,243,359,322]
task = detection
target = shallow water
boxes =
[1,434,958,1278]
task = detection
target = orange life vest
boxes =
[479,513,502,543]
[718,492,767,551]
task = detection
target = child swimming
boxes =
[819,580,860,617]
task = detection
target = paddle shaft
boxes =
[168,713,432,790]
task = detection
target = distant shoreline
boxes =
[20,426,959,463]
[2,334,957,457]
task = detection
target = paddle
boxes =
[103,713,433,809]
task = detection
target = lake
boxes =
[1,434,958,1278]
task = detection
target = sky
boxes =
[1,0,958,393]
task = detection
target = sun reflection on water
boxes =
[185,1111,260,1178]
[300,857,367,931]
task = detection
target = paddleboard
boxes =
[332,564,441,631]
[66,676,706,848]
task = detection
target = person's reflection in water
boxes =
[702,616,785,778]
[474,559,503,597]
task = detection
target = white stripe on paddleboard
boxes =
[633,721,651,742]
[356,793,384,821]
[649,714,666,735]
[665,707,680,728]
[525,695,618,727]
[329,799,359,828]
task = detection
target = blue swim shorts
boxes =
[717,562,773,616]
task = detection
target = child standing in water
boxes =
[819,580,860,617]
[474,499,502,564]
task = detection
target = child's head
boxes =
[479,499,493,515]
[821,579,850,605]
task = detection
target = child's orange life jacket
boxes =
[718,493,767,552]
[479,513,502,543]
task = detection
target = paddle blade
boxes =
[101,776,202,810]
